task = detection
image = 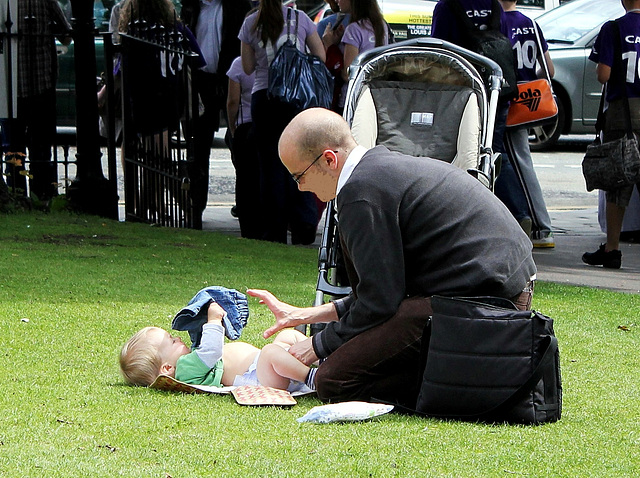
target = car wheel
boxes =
[528,96,565,152]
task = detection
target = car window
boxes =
[518,0,548,8]
[518,0,570,8]
[537,0,624,44]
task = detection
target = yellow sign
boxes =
[385,12,433,25]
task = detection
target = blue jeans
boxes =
[493,102,530,222]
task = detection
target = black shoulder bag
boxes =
[414,296,562,425]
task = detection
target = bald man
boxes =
[249,108,536,406]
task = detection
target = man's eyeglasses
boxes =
[291,150,337,184]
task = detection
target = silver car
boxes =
[530,0,625,150]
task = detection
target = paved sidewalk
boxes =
[202,205,640,295]
[533,207,639,294]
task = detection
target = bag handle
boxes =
[532,20,553,87]
[284,8,300,47]
[285,7,292,42]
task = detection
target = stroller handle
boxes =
[351,38,504,82]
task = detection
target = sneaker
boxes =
[582,244,622,269]
[532,232,555,249]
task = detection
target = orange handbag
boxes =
[506,20,557,128]
[506,78,558,128]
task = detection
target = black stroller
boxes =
[309,38,507,326]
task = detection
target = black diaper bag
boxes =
[416,296,562,425]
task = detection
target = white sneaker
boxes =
[532,232,555,248]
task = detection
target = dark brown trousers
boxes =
[315,286,534,407]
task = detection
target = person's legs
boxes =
[289,186,319,245]
[583,109,633,268]
[494,154,532,234]
[22,90,57,200]
[606,201,626,251]
[232,122,263,238]
[582,186,630,269]
[1,118,28,194]
[256,343,311,389]
[190,71,223,223]
[506,127,554,244]
[252,92,297,243]
[493,103,531,235]
[315,296,432,407]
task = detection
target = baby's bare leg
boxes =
[271,329,308,348]
[256,343,310,390]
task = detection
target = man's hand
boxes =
[288,337,319,366]
[246,289,301,338]
[207,302,225,324]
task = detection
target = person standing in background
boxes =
[583,0,640,269]
[317,0,352,113]
[12,0,72,201]
[341,0,390,84]
[500,0,556,248]
[226,55,261,239]
[432,0,533,237]
[239,0,325,244]
[181,0,252,228]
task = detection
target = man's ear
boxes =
[325,150,340,170]
[161,363,175,376]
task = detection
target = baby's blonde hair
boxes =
[119,327,163,386]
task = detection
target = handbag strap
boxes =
[442,335,558,421]
[285,8,300,46]
[595,85,607,137]
[532,20,552,86]
[481,335,558,417]
[270,8,299,62]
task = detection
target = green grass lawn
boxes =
[1,212,638,477]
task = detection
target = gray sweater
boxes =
[313,146,536,358]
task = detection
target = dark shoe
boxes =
[230,205,239,218]
[582,244,622,269]
[518,216,532,238]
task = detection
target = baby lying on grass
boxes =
[120,302,316,393]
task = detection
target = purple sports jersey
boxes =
[501,10,548,82]
[590,12,640,101]
[431,0,497,46]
